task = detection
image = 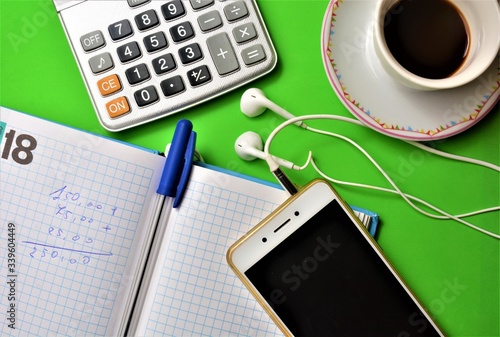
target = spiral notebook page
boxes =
[133,165,288,336]
[0,108,164,336]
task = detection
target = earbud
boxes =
[235,131,297,170]
[240,88,307,128]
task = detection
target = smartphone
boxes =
[227,180,444,336]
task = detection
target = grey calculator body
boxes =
[54,0,277,131]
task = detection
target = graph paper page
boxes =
[0,108,164,336]
[134,164,289,336]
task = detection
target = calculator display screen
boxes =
[245,199,441,336]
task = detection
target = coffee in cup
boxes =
[374,0,500,90]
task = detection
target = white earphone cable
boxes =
[311,158,500,219]
[263,114,500,239]
[402,139,500,172]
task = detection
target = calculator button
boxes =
[233,23,257,44]
[135,9,159,31]
[134,86,159,107]
[189,0,214,10]
[106,96,131,118]
[89,52,114,74]
[187,65,211,87]
[223,1,249,22]
[108,20,133,41]
[178,43,203,65]
[80,30,105,52]
[125,63,151,85]
[160,76,185,96]
[152,54,177,75]
[242,44,266,65]
[170,22,195,43]
[127,0,150,7]
[97,74,122,96]
[198,11,223,32]
[143,32,168,53]
[117,42,142,63]
[60,0,277,130]
[207,33,239,75]
[161,1,186,21]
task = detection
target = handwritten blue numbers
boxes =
[49,185,119,229]
[29,246,91,266]
[49,185,81,202]
[26,185,119,266]
[48,227,94,244]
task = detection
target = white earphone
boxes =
[235,88,500,239]
[240,88,308,128]
[234,131,302,170]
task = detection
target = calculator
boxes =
[53,0,277,131]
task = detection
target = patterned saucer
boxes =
[321,0,499,140]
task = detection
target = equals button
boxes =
[241,45,266,66]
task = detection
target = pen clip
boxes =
[157,120,195,208]
[173,131,196,208]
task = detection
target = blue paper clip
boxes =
[157,119,196,208]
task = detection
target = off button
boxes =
[80,30,106,52]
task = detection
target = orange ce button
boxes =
[97,74,122,96]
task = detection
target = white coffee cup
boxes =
[374,0,500,91]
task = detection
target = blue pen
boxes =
[157,119,196,208]
[132,120,196,327]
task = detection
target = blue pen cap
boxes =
[157,119,193,197]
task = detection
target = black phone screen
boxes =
[245,200,441,336]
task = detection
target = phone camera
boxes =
[262,237,267,243]
[294,211,300,216]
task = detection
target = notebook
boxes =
[0,107,377,336]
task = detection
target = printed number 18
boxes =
[1,130,37,165]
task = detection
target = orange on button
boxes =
[106,96,130,118]
[97,74,122,96]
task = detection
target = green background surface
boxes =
[1,0,499,335]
